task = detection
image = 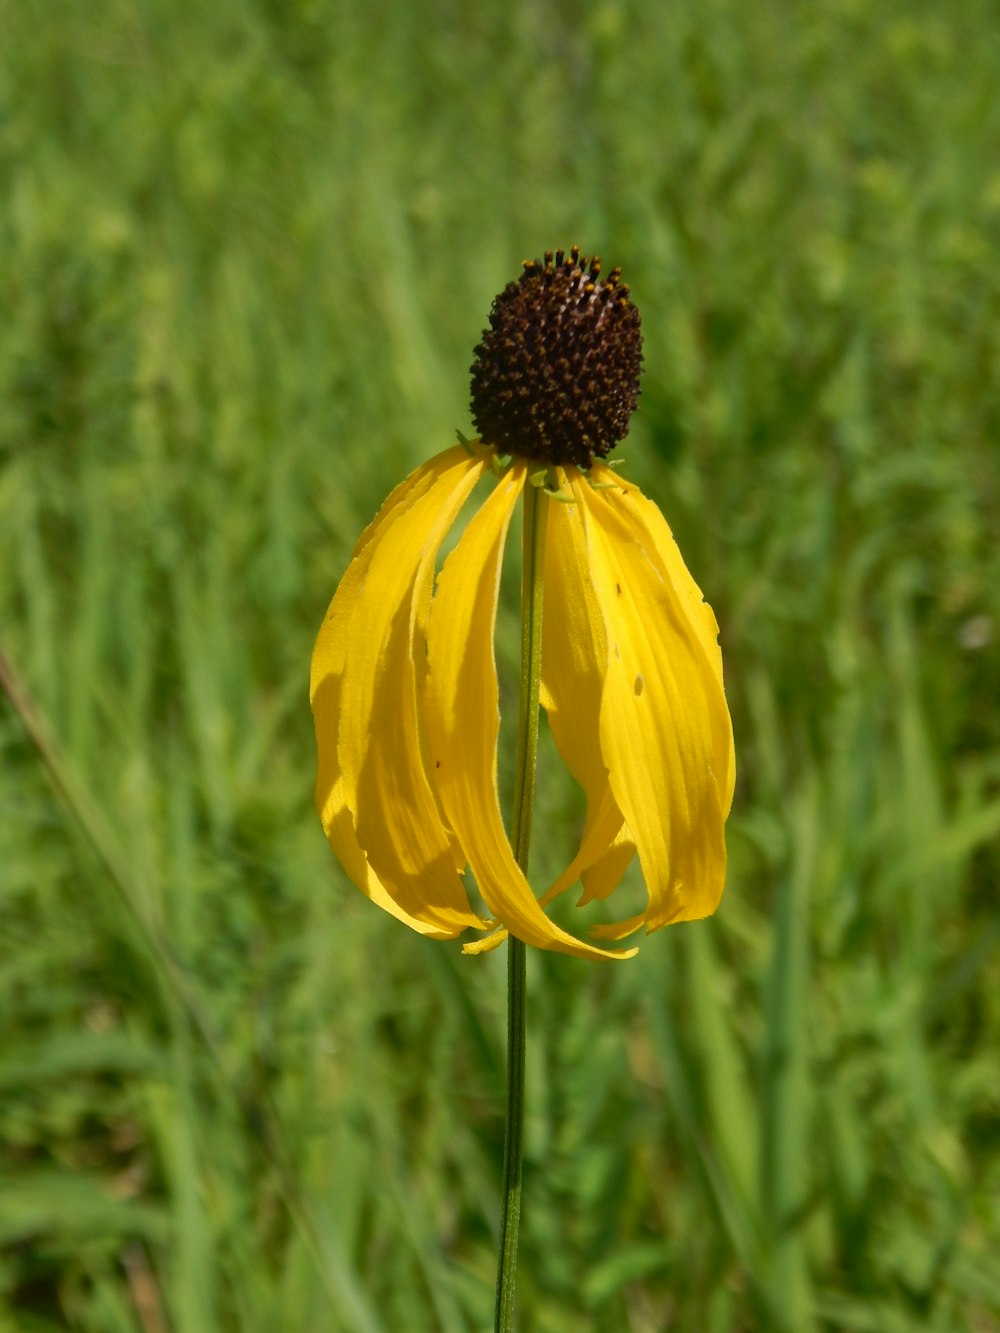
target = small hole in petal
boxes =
[634,675,644,696]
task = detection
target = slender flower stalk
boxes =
[510,483,548,877]
[309,247,735,1323]
[495,481,548,1329]
[497,934,525,1331]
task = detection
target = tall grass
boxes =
[2,0,999,1328]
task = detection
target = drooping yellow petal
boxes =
[539,488,635,908]
[425,464,637,960]
[592,462,736,815]
[590,910,646,941]
[311,445,489,938]
[580,822,639,906]
[576,469,732,929]
[462,928,509,956]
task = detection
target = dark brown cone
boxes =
[469,247,643,468]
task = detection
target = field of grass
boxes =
[2,0,999,1328]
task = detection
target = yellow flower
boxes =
[310,249,734,960]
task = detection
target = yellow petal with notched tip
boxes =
[311,445,489,938]
[576,469,731,929]
[425,464,637,960]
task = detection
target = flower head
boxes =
[310,248,734,959]
[470,248,642,467]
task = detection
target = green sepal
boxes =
[458,431,490,459]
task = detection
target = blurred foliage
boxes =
[1,0,999,1328]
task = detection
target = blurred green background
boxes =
[2,0,999,1329]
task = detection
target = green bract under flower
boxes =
[310,253,733,959]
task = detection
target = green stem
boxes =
[494,480,547,1333]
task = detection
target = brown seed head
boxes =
[469,247,643,468]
